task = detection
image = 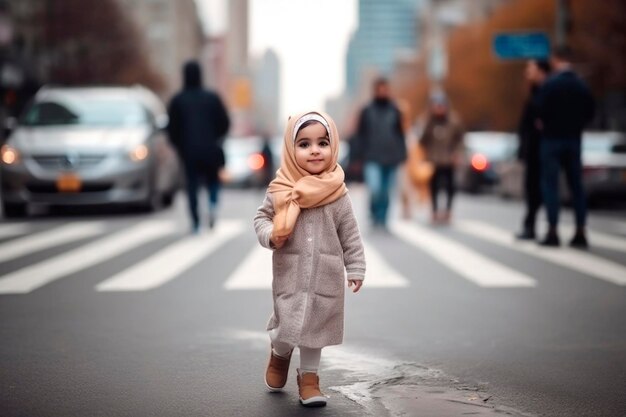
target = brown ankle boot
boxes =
[264,348,292,392]
[297,370,327,407]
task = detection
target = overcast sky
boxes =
[195,0,357,121]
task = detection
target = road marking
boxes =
[0,222,106,263]
[361,242,410,287]
[0,220,177,294]
[0,223,29,239]
[389,220,537,288]
[557,224,626,254]
[223,245,271,289]
[223,241,409,290]
[97,220,245,292]
[456,220,626,286]
[607,220,626,235]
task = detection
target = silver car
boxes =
[0,86,181,217]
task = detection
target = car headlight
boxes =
[1,144,20,165]
[129,144,149,162]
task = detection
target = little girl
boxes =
[254,111,366,407]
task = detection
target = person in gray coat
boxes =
[254,111,365,408]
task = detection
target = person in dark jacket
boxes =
[536,46,595,248]
[353,77,407,228]
[515,59,551,240]
[167,60,230,232]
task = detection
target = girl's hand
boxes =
[348,279,363,293]
[270,231,289,249]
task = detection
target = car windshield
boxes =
[22,97,148,127]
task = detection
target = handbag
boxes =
[407,143,434,186]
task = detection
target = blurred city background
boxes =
[2,0,625,135]
[1,0,625,207]
[1,1,625,417]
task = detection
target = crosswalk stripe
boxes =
[361,242,410,287]
[223,241,409,290]
[0,222,106,263]
[608,220,626,235]
[96,220,245,292]
[558,224,626,253]
[389,220,537,288]
[456,220,626,286]
[0,220,178,294]
[223,245,271,289]
[0,223,29,239]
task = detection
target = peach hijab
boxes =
[268,110,347,238]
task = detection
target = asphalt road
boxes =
[1,186,625,417]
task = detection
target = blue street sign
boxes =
[493,32,550,60]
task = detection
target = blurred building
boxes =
[227,0,248,77]
[0,0,165,135]
[117,0,205,97]
[346,0,420,95]
[226,0,254,136]
[204,35,229,99]
[419,0,511,82]
[251,49,280,136]
[0,0,45,128]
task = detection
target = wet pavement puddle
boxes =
[227,330,535,416]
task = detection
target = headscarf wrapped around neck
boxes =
[268,110,347,237]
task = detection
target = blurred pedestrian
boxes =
[353,77,407,228]
[515,59,552,240]
[419,94,464,224]
[167,60,230,233]
[254,111,365,407]
[536,46,595,248]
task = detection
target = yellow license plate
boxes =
[56,173,82,192]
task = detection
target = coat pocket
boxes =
[314,253,345,298]
[272,253,299,296]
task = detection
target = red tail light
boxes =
[248,153,265,170]
[471,153,488,171]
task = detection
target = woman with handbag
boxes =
[419,94,464,224]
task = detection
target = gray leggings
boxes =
[270,329,322,373]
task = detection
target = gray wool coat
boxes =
[254,192,366,349]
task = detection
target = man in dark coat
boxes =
[167,60,230,232]
[515,59,551,240]
[353,77,407,228]
[536,46,595,248]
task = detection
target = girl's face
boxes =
[294,122,332,175]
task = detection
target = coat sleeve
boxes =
[213,94,231,139]
[254,192,276,250]
[453,122,465,154]
[517,100,533,161]
[166,97,182,154]
[582,82,595,125]
[393,106,408,161]
[337,195,366,280]
[351,107,368,161]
